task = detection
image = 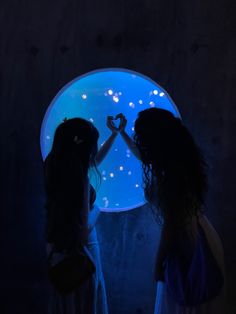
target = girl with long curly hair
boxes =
[118,108,226,314]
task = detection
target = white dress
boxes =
[87,227,109,314]
[47,205,109,314]
[154,215,226,314]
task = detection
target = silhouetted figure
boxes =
[119,108,226,313]
[44,117,113,314]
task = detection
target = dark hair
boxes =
[134,108,208,225]
[44,118,99,252]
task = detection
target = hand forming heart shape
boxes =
[109,114,122,129]
[107,113,127,133]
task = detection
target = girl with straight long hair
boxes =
[45,116,120,314]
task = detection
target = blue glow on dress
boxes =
[40,68,180,212]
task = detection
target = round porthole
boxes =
[40,68,180,212]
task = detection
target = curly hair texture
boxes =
[44,118,99,253]
[134,108,208,225]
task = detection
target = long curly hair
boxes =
[134,108,208,225]
[44,118,99,252]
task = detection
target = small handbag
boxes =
[164,224,224,306]
[48,248,96,295]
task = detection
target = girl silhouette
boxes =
[45,117,119,314]
[117,108,226,314]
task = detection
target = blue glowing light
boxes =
[40,68,180,212]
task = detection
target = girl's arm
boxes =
[95,117,119,165]
[120,130,141,160]
[104,113,141,160]
[95,133,118,165]
[119,114,141,160]
[88,204,101,232]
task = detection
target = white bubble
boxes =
[119,166,124,171]
[149,101,155,107]
[159,92,165,97]
[115,203,120,206]
[138,100,143,104]
[153,89,158,95]
[113,96,119,103]
[103,177,107,181]
[126,154,131,158]
[129,102,135,108]
[118,92,122,95]
[103,197,109,207]
[114,148,118,152]
[126,149,131,154]
[128,171,132,175]
[135,184,139,188]
[46,135,50,140]
[108,89,113,95]
[82,94,87,99]
[131,127,134,131]
[89,118,94,122]
[110,173,114,178]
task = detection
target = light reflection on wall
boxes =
[40,68,180,212]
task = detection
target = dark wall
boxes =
[96,206,160,314]
[0,0,235,313]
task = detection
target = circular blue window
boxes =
[40,68,180,212]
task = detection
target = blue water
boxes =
[40,68,180,211]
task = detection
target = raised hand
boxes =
[115,113,127,133]
[96,116,119,165]
[105,113,141,160]
[106,113,127,134]
[107,116,120,134]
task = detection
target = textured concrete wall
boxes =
[0,0,235,313]
[96,206,160,314]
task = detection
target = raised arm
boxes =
[120,130,141,160]
[95,116,119,165]
[119,114,141,160]
[88,204,101,232]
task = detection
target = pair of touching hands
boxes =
[96,112,140,164]
[106,113,127,134]
[105,113,140,160]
